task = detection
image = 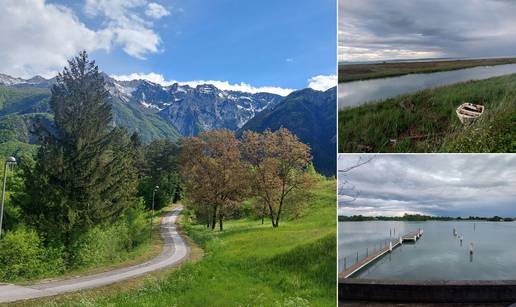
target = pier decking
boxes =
[339,229,423,279]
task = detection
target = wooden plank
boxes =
[339,229,423,279]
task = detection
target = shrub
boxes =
[71,200,149,268]
[125,200,150,247]
[0,227,64,281]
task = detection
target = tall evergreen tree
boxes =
[21,51,138,246]
[139,139,182,210]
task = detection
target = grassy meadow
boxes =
[27,179,336,307]
[338,58,516,82]
[339,73,516,153]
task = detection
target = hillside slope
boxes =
[29,179,336,307]
[240,87,336,176]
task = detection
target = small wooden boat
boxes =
[456,103,484,124]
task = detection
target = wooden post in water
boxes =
[469,242,474,262]
[389,241,392,252]
[356,251,359,263]
[366,247,368,257]
[344,257,346,270]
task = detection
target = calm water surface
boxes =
[338,63,516,109]
[339,221,516,280]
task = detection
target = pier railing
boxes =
[340,229,423,279]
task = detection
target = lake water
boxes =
[338,63,516,109]
[339,221,516,280]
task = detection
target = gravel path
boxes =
[0,206,188,303]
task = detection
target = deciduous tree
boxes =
[180,129,248,231]
[241,128,312,228]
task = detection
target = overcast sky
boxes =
[339,0,516,62]
[0,0,336,94]
[338,155,516,217]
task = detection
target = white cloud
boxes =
[307,75,337,91]
[84,0,164,59]
[338,154,516,217]
[112,72,340,95]
[338,46,442,63]
[111,72,295,96]
[0,0,169,78]
[285,58,294,62]
[111,72,172,85]
[145,2,170,19]
[338,0,516,62]
[0,0,104,78]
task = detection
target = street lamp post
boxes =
[0,156,16,238]
[150,185,159,240]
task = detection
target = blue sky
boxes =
[1,0,336,94]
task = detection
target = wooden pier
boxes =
[339,229,423,279]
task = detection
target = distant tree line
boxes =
[339,214,515,222]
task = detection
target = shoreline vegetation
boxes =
[338,57,516,83]
[339,214,515,222]
[338,73,516,152]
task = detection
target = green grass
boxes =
[338,58,516,82]
[37,179,336,307]
[339,73,516,152]
[0,208,166,285]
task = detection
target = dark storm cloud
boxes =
[338,155,516,217]
[339,0,516,62]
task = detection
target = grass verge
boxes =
[8,207,170,287]
[339,73,516,152]
[6,208,204,307]
[24,179,336,307]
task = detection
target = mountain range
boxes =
[240,88,336,176]
[0,73,335,175]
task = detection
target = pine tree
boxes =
[22,51,138,246]
[139,139,181,210]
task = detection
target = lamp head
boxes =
[6,156,16,163]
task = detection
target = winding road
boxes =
[0,206,188,303]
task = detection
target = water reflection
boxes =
[339,221,516,280]
[338,64,516,108]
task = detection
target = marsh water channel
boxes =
[338,63,516,108]
[339,221,516,280]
